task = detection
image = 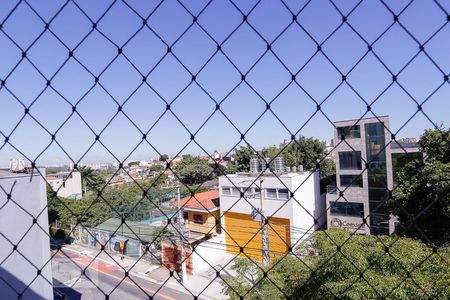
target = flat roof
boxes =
[222,171,310,178]
[333,115,389,124]
[0,169,41,179]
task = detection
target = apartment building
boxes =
[218,162,323,260]
[46,171,82,199]
[0,169,53,299]
[326,116,421,235]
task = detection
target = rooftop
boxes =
[0,169,41,179]
[180,190,220,211]
[95,218,165,243]
[224,171,309,178]
[333,115,389,124]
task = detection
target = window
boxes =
[254,188,261,198]
[266,188,277,198]
[278,189,289,199]
[242,187,253,196]
[339,151,362,170]
[221,187,231,195]
[193,214,203,224]
[183,211,188,220]
[340,175,363,188]
[232,187,240,196]
[330,202,364,218]
[337,125,361,139]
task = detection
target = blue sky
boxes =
[0,0,449,167]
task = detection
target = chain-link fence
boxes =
[0,0,449,299]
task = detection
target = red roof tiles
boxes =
[180,190,220,211]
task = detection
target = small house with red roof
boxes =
[180,190,221,236]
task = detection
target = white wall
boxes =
[49,171,82,199]
[191,235,234,275]
[0,169,53,300]
[218,172,321,247]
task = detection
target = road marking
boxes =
[53,250,175,300]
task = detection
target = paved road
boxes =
[52,250,193,300]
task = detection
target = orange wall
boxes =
[224,212,290,261]
[185,210,220,235]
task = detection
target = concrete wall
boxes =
[0,169,53,300]
[48,171,82,199]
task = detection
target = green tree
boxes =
[177,164,214,185]
[223,229,450,299]
[174,156,214,185]
[128,161,139,167]
[389,127,450,245]
[159,154,169,162]
[79,166,105,195]
[234,145,255,172]
[150,164,164,173]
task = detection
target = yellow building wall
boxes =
[185,210,220,235]
[224,212,290,261]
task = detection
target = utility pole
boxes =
[259,179,270,266]
[159,184,188,283]
[246,178,270,265]
[176,186,187,283]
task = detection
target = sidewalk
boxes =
[62,243,228,300]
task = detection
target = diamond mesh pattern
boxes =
[0,0,449,299]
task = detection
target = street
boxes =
[52,250,194,300]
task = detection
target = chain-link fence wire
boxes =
[0,0,449,299]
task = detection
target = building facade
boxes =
[46,171,82,199]
[180,190,221,236]
[219,170,323,260]
[326,116,421,235]
[0,169,53,299]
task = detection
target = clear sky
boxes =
[0,0,449,167]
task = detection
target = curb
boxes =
[61,245,225,300]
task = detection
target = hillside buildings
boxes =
[0,169,53,299]
[326,116,421,235]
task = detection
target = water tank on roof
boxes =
[298,165,304,172]
[262,158,271,173]
[274,157,284,173]
[291,166,297,172]
[249,158,259,173]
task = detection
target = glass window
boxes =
[278,189,289,199]
[183,211,188,220]
[340,175,363,188]
[339,151,362,170]
[221,187,231,195]
[330,202,364,218]
[241,187,253,196]
[337,125,361,139]
[232,187,240,196]
[193,214,203,224]
[266,188,277,198]
[253,188,261,198]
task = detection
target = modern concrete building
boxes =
[326,116,421,235]
[46,171,82,199]
[0,169,53,299]
[219,168,323,260]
